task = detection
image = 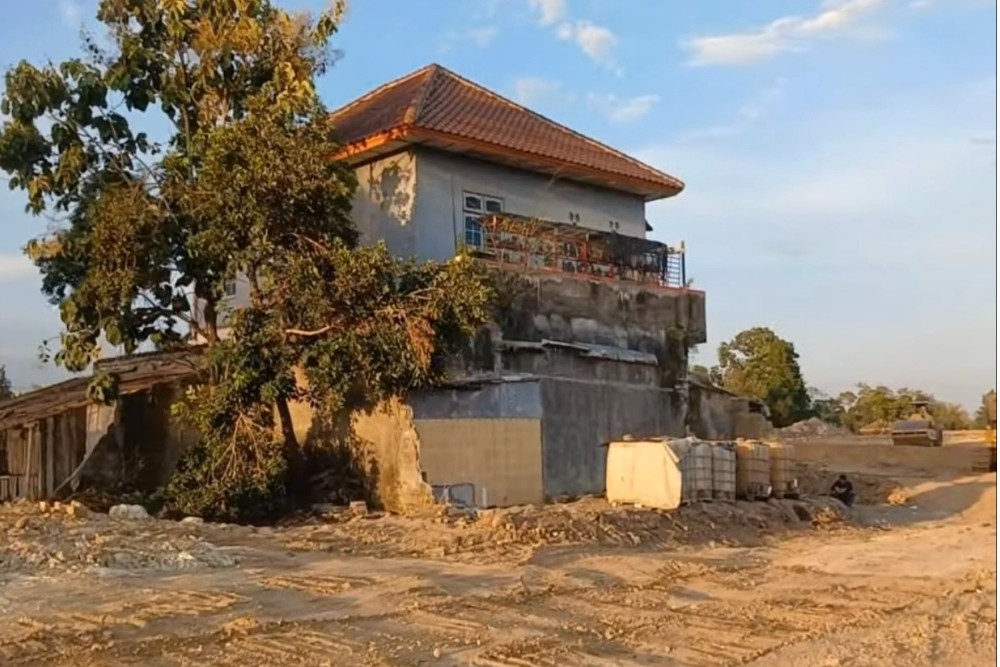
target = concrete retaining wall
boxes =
[538,376,683,498]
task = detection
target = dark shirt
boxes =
[831,480,853,495]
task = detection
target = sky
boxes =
[0,0,996,409]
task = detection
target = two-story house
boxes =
[326,64,705,349]
[219,64,709,504]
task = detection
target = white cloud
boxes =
[0,254,37,283]
[681,0,888,66]
[511,77,576,107]
[634,78,996,407]
[527,0,567,26]
[682,78,789,140]
[556,20,622,72]
[469,26,499,47]
[908,0,934,9]
[58,0,83,28]
[587,92,660,123]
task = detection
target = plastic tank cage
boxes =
[470,214,688,289]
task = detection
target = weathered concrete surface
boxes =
[493,273,706,356]
[411,380,542,420]
[689,382,772,440]
[538,376,684,498]
[287,384,435,514]
[350,400,435,514]
[415,418,545,507]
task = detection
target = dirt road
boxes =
[1,473,995,667]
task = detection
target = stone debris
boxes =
[279,494,848,564]
[780,417,850,439]
[1,501,237,574]
[108,504,151,520]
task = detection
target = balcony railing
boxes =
[464,213,688,289]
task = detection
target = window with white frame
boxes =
[462,191,503,249]
[223,280,238,297]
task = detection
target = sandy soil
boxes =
[0,471,995,667]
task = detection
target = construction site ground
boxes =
[1,457,996,666]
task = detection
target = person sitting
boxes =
[830,474,855,507]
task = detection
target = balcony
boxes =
[464,213,689,290]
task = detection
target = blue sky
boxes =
[0,0,996,408]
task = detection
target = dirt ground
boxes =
[0,466,995,667]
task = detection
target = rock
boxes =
[38,501,49,512]
[108,504,150,520]
[433,647,442,659]
[180,516,205,525]
[311,503,341,515]
[66,502,89,519]
[348,500,368,516]
[14,516,29,530]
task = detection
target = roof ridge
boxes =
[428,66,684,189]
[329,63,436,123]
[404,64,442,125]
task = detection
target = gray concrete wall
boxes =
[538,376,683,498]
[411,380,542,420]
[500,346,661,385]
[414,148,648,259]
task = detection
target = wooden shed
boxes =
[0,349,201,502]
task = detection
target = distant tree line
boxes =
[690,327,992,431]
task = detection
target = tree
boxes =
[0,0,349,370]
[0,1,495,521]
[712,327,812,427]
[974,390,997,428]
[0,365,14,401]
[809,387,844,426]
[838,383,972,432]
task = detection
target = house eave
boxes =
[334,128,684,202]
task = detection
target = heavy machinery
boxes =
[890,400,943,447]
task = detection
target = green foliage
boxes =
[837,384,972,432]
[167,246,494,520]
[808,387,845,427]
[0,0,495,522]
[712,327,812,428]
[974,390,997,428]
[0,0,348,371]
[0,365,14,401]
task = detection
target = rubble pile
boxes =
[779,417,851,439]
[0,500,238,574]
[279,495,849,563]
[466,496,847,552]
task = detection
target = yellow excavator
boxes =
[890,400,943,447]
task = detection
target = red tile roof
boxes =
[330,64,684,200]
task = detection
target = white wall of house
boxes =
[413,147,648,261]
[352,150,421,257]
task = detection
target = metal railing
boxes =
[465,213,688,289]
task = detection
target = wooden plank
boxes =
[44,417,55,496]
[25,423,34,500]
